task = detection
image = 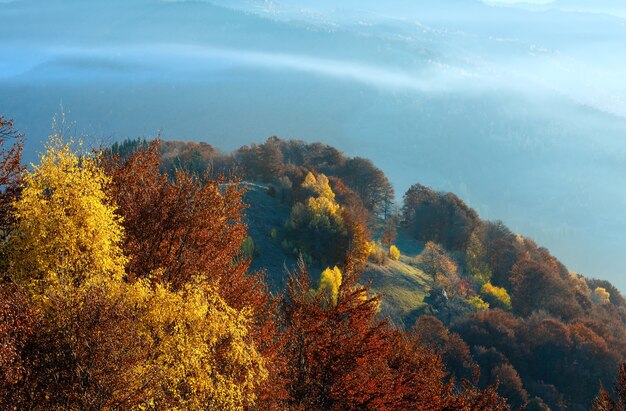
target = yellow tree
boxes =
[318,266,343,304]
[6,136,139,407]
[300,171,342,222]
[481,282,512,310]
[389,245,401,261]
[141,279,268,410]
[9,136,126,290]
[286,172,347,265]
[5,136,267,409]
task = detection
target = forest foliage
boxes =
[109,134,626,410]
[1,122,513,410]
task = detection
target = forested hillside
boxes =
[110,136,626,410]
[2,117,626,410]
[0,118,507,410]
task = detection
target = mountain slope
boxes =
[244,183,433,325]
[145,136,626,409]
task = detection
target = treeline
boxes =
[402,183,626,410]
[111,137,395,272]
[111,136,394,218]
[1,120,508,410]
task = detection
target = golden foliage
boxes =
[591,287,611,305]
[137,279,268,410]
[318,266,343,304]
[9,136,126,291]
[302,171,335,201]
[419,242,458,280]
[285,172,349,265]
[389,244,401,261]
[5,136,267,409]
[419,242,467,296]
[467,296,490,311]
[367,241,377,256]
[301,172,341,220]
[481,282,512,309]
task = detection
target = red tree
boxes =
[104,141,284,402]
[277,258,508,410]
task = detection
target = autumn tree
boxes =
[318,265,343,304]
[235,137,285,182]
[465,223,493,285]
[5,137,142,407]
[0,283,36,410]
[279,259,390,409]
[481,282,512,310]
[413,316,478,383]
[478,221,520,289]
[104,140,282,403]
[0,116,23,192]
[104,140,250,291]
[418,242,470,298]
[158,140,222,177]
[509,258,584,320]
[587,278,626,307]
[389,245,401,261]
[277,258,508,410]
[328,177,374,270]
[3,136,269,409]
[402,184,480,251]
[284,172,349,266]
[0,116,24,252]
[381,217,398,247]
[342,204,374,271]
[340,157,394,216]
[452,307,623,409]
[9,137,127,288]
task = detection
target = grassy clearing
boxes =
[244,183,432,326]
[363,252,433,328]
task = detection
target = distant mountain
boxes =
[485,0,626,18]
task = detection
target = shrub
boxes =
[389,245,400,261]
[481,282,512,310]
[467,296,490,312]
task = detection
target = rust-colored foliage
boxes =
[277,258,508,410]
[103,141,284,403]
[510,258,584,320]
[592,364,626,411]
[342,205,372,273]
[381,217,397,248]
[0,116,23,189]
[414,316,479,383]
[104,140,248,290]
[0,283,36,410]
